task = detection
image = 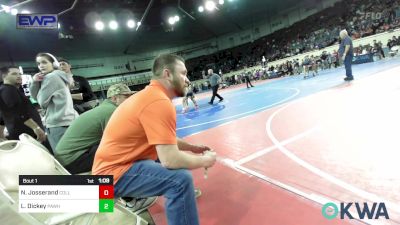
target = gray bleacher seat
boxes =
[0,134,148,225]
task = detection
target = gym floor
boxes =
[1,58,399,225]
[149,57,400,225]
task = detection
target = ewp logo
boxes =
[322,202,390,220]
[16,14,58,29]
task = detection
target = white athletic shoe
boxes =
[119,196,158,213]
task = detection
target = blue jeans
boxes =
[114,160,199,225]
[46,126,68,151]
[344,54,353,78]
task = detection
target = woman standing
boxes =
[29,53,78,150]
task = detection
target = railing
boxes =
[88,71,153,91]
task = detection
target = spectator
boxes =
[58,58,99,114]
[244,70,254,88]
[55,83,136,174]
[182,82,199,113]
[208,69,224,105]
[338,29,354,81]
[0,66,47,146]
[29,53,78,150]
[92,54,217,225]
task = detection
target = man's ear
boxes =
[162,68,173,81]
[110,96,117,103]
[1,73,9,81]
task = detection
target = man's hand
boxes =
[203,150,217,168]
[195,145,211,154]
[342,55,346,61]
[34,127,46,143]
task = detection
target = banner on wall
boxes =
[352,53,374,64]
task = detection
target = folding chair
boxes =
[390,46,399,57]
[0,134,148,225]
[19,133,53,155]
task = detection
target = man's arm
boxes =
[23,118,46,142]
[141,100,216,169]
[342,37,352,59]
[177,137,210,154]
[344,45,350,57]
[156,144,215,170]
[76,77,96,101]
[1,87,38,130]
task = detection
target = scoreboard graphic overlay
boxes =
[19,175,114,213]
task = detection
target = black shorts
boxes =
[64,143,99,174]
[186,92,194,97]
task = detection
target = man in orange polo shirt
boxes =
[92,54,217,225]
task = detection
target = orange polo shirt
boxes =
[92,80,177,184]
